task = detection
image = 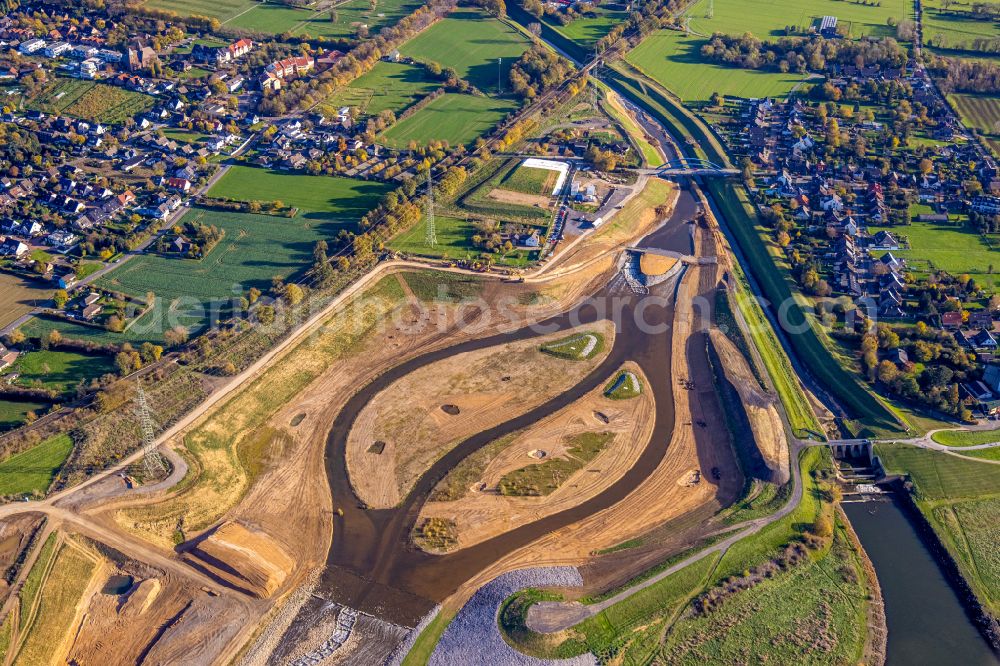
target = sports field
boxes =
[0,434,73,497]
[381,93,519,147]
[627,30,803,102]
[682,0,906,39]
[26,78,153,124]
[501,164,559,195]
[400,9,531,93]
[206,166,391,221]
[869,213,1000,290]
[6,350,115,394]
[319,61,437,118]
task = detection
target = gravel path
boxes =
[429,568,596,666]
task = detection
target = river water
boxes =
[843,496,998,665]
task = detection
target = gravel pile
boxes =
[429,567,597,666]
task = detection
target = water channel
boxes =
[843,491,998,665]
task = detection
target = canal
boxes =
[843,495,998,665]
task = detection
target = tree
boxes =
[257,305,276,325]
[164,326,189,347]
[47,330,62,348]
[812,513,833,538]
[284,283,304,305]
[877,360,899,384]
[53,289,68,308]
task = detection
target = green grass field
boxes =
[400,9,531,92]
[291,0,422,38]
[0,434,73,497]
[869,215,1000,290]
[0,400,47,432]
[23,193,386,343]
[550,6,627,47]
[540,332,605,360]
[91,205,380,336]
[877,443,1000,614]
[682,0,906,39]
[877,443,1000,500]
[626,30,803,103]
[923,0,1000,54]
[605,370,642,399]
[6,350,115,394]
[389,215,538,266]
[660,525,868,665]
[207,166,390,221]
[26,78,153,124]
[500,164,559,196]
[931,429,1000,447]
[319,61,438,118]
[381,93,519,148]
[145,0,255,21]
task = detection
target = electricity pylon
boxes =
[425,170,437,247]
[136,381,165,478]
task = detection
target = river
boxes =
[843,495,998,665]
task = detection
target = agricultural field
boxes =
[26,78,153,124]
[682,0,906,39]
[319,61,438,118]
[549,5,628,48]
[922,0,1000,54]
[144,0,255,22]
[5,349,115,394]
[0,399,47,432]
[206,165,391,221]
[380,93,519,148]
[950,94,1000,155]
[0,434,73,497]
[877,443,1000,614]
[869,214,1000,290]
[0,272,49,330]
[92,205,374,336]
[626,30,803,103]
[400,9,532,93]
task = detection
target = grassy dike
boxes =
[488,448,871,665]
[602,61,903,436]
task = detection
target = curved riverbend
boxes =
[320,189,700,625]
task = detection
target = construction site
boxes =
[0,161,796,664]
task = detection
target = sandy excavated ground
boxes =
[418,364,655,551]
[347,320,617,509]
[709,329,789,483]
[185,521,295,599]
[445,218,742,608]
[640,253,677,276]
[488,188,553,209]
